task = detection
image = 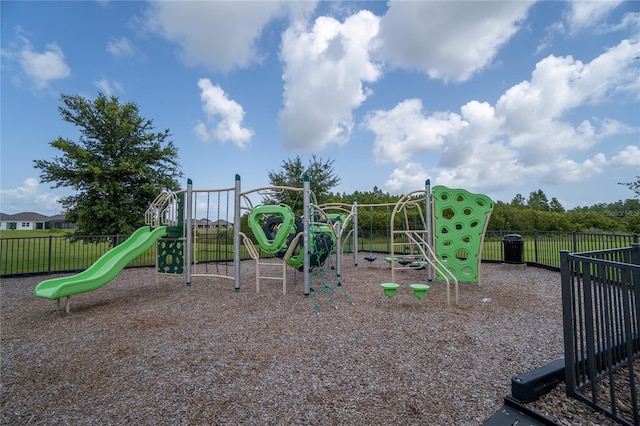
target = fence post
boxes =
[48,235,52,274]
[559,250,576,398]
[572,231,577,253]
[633,233,638,245]
[631,242,640,265]
[533,229,538,263]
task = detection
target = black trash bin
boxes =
[503,234,524,264]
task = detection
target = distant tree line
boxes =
[488,190,639,233]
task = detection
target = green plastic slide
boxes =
[34,226,167,300]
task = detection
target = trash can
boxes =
[502,234,524,264]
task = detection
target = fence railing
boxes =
[0,232,253,278]
[356,230,638,271]
[0,234,158,277]
[560,245,640,426]
[1,230,638,278]
[482,230,638,270]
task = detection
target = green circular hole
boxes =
[455,249,469,262]
[442,207,455,219]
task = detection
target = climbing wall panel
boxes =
[432,186,494,283]
[157,239,184,274]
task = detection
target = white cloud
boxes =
[538,2,634,55]
[94,78,123,96]
[565,0,624,33]
[385,163,429,193]
[496,39,639,159]
[365,99,465,164]
[5,32,71,89]
[367,39,639,194]
[376,0,533,82]
[143,1,314,72]
[0,178,63,215]
[597,118,637,138]
[609,145,640,167]
[436,146,523,192]
[612,10,640,33]
[106,37,137,58]
[536,154,607,184]
[279,10,382,151]
[194,79,254,148]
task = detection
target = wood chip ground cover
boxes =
[0,257,622,425]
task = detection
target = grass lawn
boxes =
[0,229,154,276]
[0,229,72,238]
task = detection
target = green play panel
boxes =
[432,186,494,283]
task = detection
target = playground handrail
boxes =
[145,191,180,228]
[405,230,459,305]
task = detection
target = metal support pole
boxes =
[335,221,342,278]
[425,179,433,281]
[185,178,193,286]
[234,174,241,291]
[303,175,311,295]
[353,199,358,266]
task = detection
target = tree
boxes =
[527,189,550,211]
[34,93,182,236]
[619,175,640,199]
[510,193,526,208]
[265,155,340,209]
[549,197,565,213]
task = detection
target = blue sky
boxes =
[1,0,639,216]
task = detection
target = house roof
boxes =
[0,212,66,222]
[47,214,67,222]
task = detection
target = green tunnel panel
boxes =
[247,204,296,254]
[285,224,335,270]
[432,186,494,283]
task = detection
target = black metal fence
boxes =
[2,230,639,278]
[0,232,252,278]
[0,234,157,277]
[356,230,638,271]
[482,230,638,270]
[560,246,640,426]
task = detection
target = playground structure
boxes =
[34,174,494,312]
[236,177,352,312]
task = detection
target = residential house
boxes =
[193,218,233,229]
[0,212,75,230]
